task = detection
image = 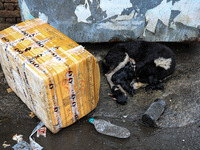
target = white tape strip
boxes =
[29,121,44,150]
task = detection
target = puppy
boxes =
[102,41,176,105]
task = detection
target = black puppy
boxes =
[112,62,136,96]
[102,41,176,105]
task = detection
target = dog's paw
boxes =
[145,82,164,91]
[116,95,127,105]
[145,85,153,91]
[128,88,135,97]
[155,82,164,90]
[111,86,127,105]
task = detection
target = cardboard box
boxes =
[0,18,100,133]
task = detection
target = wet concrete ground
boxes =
[1,42,200,150]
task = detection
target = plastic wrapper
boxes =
[0,18,100,133]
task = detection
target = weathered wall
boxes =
[0,0,21,31]
[18,0,200,42]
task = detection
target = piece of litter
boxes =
[142,99,166,127]
[29,121,44,150]
[123,115,128,118]
[182,139,185,142]
[121,117,126,122]
[29,112,35,118]
[12,134,23,143]
[89,118,130,138]
[37,127,47,137]
[12,122,44,149]
[7,88,13,93]
[2,141,10,148]
[12,140,31,150]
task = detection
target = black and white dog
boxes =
[102,41,176,105]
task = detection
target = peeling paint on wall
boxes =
[97,10,143,31]
[18,0,200,42]
[144,0,200,36]
[99,0,132,20]
[144,0,172,34]
[172,0,200,28]
[39,12,48,23]
[74,0,132,24]
[20,0,34,21]
[113,10,135,21]
[75,0,91,23]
